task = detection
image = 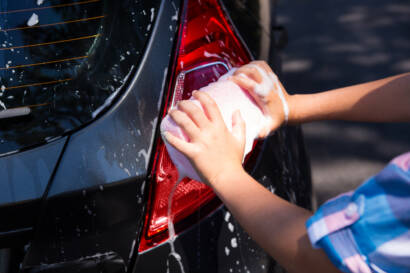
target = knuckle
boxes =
[178,101,192,112]
[197,92,213,104]
[169,110,179,120]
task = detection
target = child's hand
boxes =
[230,60,290,138]
[164,91,246,186]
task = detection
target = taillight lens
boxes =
[138,0,251,252]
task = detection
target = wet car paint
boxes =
[0,137,67,247]
[0,137,66,205]
[0,0,312,272]
[22,0,180,269]
[133,126,311,273]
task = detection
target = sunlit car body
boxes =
[0,0,311,272]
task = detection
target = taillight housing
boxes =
[138,0,252,252]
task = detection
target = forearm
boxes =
[289,72,410,123]
[211,170,340,273]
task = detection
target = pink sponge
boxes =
[160,69,270,182]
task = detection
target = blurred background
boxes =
[276,0,410,205]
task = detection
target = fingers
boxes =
[233,61,275,83]
[177,99,208,128]
[257,118,281,138]
[231,74,257,92]
[230,75,267,112]
[163,131,194,156]
[251,60,274,75]
[169,109,200,140]
[234,66,262,83]
[192,91,223,123]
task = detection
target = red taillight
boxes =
[138,0,251,252]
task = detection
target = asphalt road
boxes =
[276,0,410,205]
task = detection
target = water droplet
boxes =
[231,238,238,248]
[224,246,230,256]
[228,222,234,232]
[224,211,231,222]
[27,13,39,26]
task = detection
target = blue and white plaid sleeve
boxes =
[306,152,410,273]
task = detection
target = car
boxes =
[0,0,312,272]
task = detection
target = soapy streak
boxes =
[167,181,186,273]
[244,64,289,123]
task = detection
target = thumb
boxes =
[231,110,246,147]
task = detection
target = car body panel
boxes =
[0,1,312,273]
[22,0,180,269]
[0,137,67,247]
[133,126,311,273]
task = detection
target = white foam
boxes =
[27,13,39,26]
[167,181,186,273]
[228,222,234,232]
[225,246,230,256]
[171,2,179,21]
[161,68,270,183]
[231,237,238,248]
[245,64,289,123]
[224,211,231,222]
[0,100,6,110]
[150,8,155,22]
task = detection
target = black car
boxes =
[0,0,312,272]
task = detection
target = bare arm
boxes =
[289,72,410,123]
[231,61,410,133]
[212,170,340,273]
[164,91,341,273]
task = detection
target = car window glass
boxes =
[0,0,160,155]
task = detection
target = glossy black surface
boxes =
[0,0,312,272]
[222,0,276,63]
[0,137,66,205]
[0,0,158,155]
[23,252,126,273]
[134,126,311,273]
[0,137,66,247]
[22,0,179,269]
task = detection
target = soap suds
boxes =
[228,222,234,232]
[224,211,231,222]
[161,68,270,183]
[244,64,289,122]
[167,181,186,273]
[225,246,230,256]
[27,13,39,26]
[150,8,155,22]
[231,238,238,248]
[171,2,179,21]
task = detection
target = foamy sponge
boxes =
[160,69,271,182]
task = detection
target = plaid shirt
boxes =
[306,152,410,273]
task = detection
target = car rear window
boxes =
[0,0,160,155]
